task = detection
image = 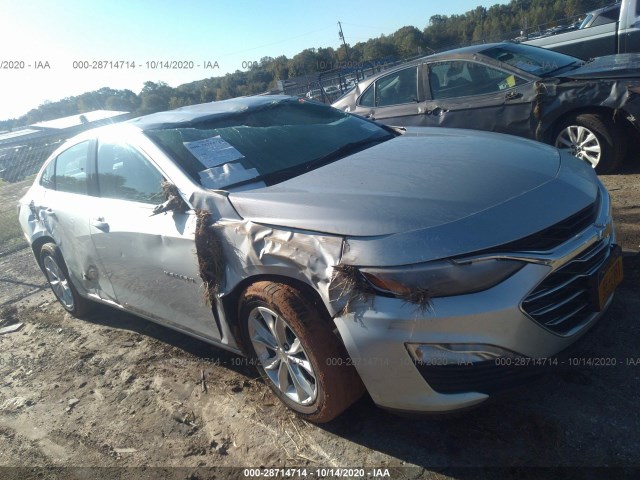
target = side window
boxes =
[591,6,620,26]
[375,67,418,107]
[359,85,375,107]
[39,159,56,190]
[429,61,525,99]
[54,141,89,195]
[97,142,164,204]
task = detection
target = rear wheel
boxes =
[238,281,364,423]
[39,243,93,316]
[554,113,626,174]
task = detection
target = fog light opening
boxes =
[406,343,521,367]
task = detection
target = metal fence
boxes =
[0,134,70,255]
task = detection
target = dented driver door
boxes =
[88,140,222,341]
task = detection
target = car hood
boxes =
[229,128,599,264]
[560,54,640,79]
[233,127,576,223]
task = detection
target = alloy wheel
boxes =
[43,255,75,310]
[555,125,601,168]
[247,306,318,406]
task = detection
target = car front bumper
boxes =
[333,197,619,413]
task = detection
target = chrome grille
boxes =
[522,239,611,335]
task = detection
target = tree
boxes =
[393,26,426,58]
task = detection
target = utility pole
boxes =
[338,21,349,59]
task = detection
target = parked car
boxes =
[332,42,640,173]
[19,96,622,422]
[525,0,639,58]
[324,85,341,96]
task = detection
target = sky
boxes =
[0,0,510,121]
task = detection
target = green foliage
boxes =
[0,0,613,126]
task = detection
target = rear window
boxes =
[146,99,393,190]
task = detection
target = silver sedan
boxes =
[18,96,622,422]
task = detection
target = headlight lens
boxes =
[360,258,524,298]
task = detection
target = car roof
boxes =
[126,95,297,130]
[356,42,505,79]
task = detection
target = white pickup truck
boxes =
[525,0,640,59]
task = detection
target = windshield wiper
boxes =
[304,136,392,170]
[542,61,580,77]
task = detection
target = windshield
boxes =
[481,44,580,77]
[146,98,394,190]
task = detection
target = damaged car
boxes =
[332,42,640,173]
[18,96,623,422]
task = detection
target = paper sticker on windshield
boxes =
[183,136,244,168]
[199,162,259,190]
[498,75,517,91]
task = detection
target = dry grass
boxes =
[152,181,190,215]
[399,287,433,313]
[194,209,226,305]
[331,264,375,314]
[0,178,31,253]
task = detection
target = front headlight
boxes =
[360,258,524,298]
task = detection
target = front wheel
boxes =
[238,281,364,423]
[39,243,93,317]
[553,113,626,174]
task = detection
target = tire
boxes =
[553,113,626,174]
[39,243,93,317]
[238,281,364,423]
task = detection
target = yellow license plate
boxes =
[596,253,623,311]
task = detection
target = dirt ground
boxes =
[1,166,640,479]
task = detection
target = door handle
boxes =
[91,217,110,232]
[505,91,522,100]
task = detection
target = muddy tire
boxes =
[39,243,93,317]
[553,113,626,174]
[238,281,364,423]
